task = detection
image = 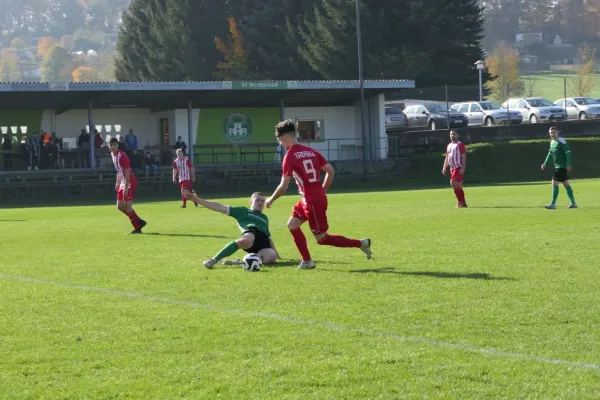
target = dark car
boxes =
[403,103,469,130]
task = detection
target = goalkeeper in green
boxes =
[541,126,577,209]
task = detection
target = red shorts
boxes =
[450,168,464,183]
[179,180,192,191]
[117,183,137,202]
[292,198,329,235]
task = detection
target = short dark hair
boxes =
[275,119,296,137]
[251,192,265,199]
[109,137,119,145]
[549,126,558,131]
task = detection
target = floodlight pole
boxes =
[356,0,368,177]
[188,99,194,164]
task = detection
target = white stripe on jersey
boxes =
[112,151,126,188]
[447,141,463,169]
[175,158,190,182]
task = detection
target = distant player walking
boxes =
[265,119,371,270]
[541,126,577,209]
[172,148,197,208]
[442,130,468,208]
[109,137,147,234]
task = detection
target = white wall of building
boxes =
[284,106,359,161]
[40,108,199,149]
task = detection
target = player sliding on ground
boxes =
[541,126,577,209]
[172,148,198,208]
[109,137,147,234]
[185,191,280,268]
[265,119,371,270]
[442,130,468,208]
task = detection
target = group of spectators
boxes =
[1,127,189,172]
[2,130,62,170]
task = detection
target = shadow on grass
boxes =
[348,267,515,280]
[145,232,233,239]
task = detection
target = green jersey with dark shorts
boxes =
[228,206,271,253]
[544,138,572,169]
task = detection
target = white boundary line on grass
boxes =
[2,272,598,372]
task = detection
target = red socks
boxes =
[289,228,311,261]
[182,194,187,206]
[125,210,141,230]
[453,187,466,204]
[318,234,361,248]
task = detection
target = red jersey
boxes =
[447,141,466,170]
[173,158,193,182]
[282,144,328,203]
[112,150,138,188]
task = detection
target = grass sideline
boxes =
[1,182,600,398]
[521,71,600,101]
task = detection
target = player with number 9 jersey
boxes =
[266,119,372,270]
[282,144,328,204]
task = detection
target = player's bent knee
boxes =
[236,238,254,250]
[258,249,278,264]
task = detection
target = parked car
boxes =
[450,101,523,126]
[502,97,566,123]
[553,97,600,120]
[402,103,468,130]
[385,106,409,131]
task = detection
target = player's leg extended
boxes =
[563,179,577,207]
[307,201,372,259]
[451,180,467,207]
[204,232,255,268]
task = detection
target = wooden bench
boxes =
[194,144,236,164]
[238,143,281,163]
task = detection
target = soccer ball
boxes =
[242,253,262,272]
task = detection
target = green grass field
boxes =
[1,180,600,398]
[522,71,600,101]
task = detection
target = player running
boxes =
[185,191,280,268]
[442,130,468,208]
[109,137,147,234]
[265,119,371,270]
[173,148,198,208]
[541,126,577,209]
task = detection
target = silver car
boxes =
[450,101,523,126]
[385,107,409,131]
[553,97,600,120]
[502,97,566,123]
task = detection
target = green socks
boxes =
[552,185,559,205]
[213,241,239,261]
[565,185,575,203]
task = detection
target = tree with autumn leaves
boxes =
[485,42,524,102]
[214,18,250,80]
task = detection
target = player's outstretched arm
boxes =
[266,176,291,207]
[321,163,335,192]
[185,193,228,214]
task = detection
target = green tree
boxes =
[10,37,26,49]
[0,50,22,81]
[41,45,73,83]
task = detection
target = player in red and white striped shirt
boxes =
[442,130,468,208]
[109,137,147,234]
[172,148,197,208]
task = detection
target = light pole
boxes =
[475,60,485,101]
[356,0,368,173]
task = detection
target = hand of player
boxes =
[115,184,119,192]
[459,168,465,176]
[173,179,177,184]
[265,197,274,208]
[192,178,196,183]
[567,166,572,172]
[541,164,546,170]
[442,169,447,175]
[123,188,129,198]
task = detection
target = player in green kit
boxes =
[185,191,280,268]
[541,126,577,209]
